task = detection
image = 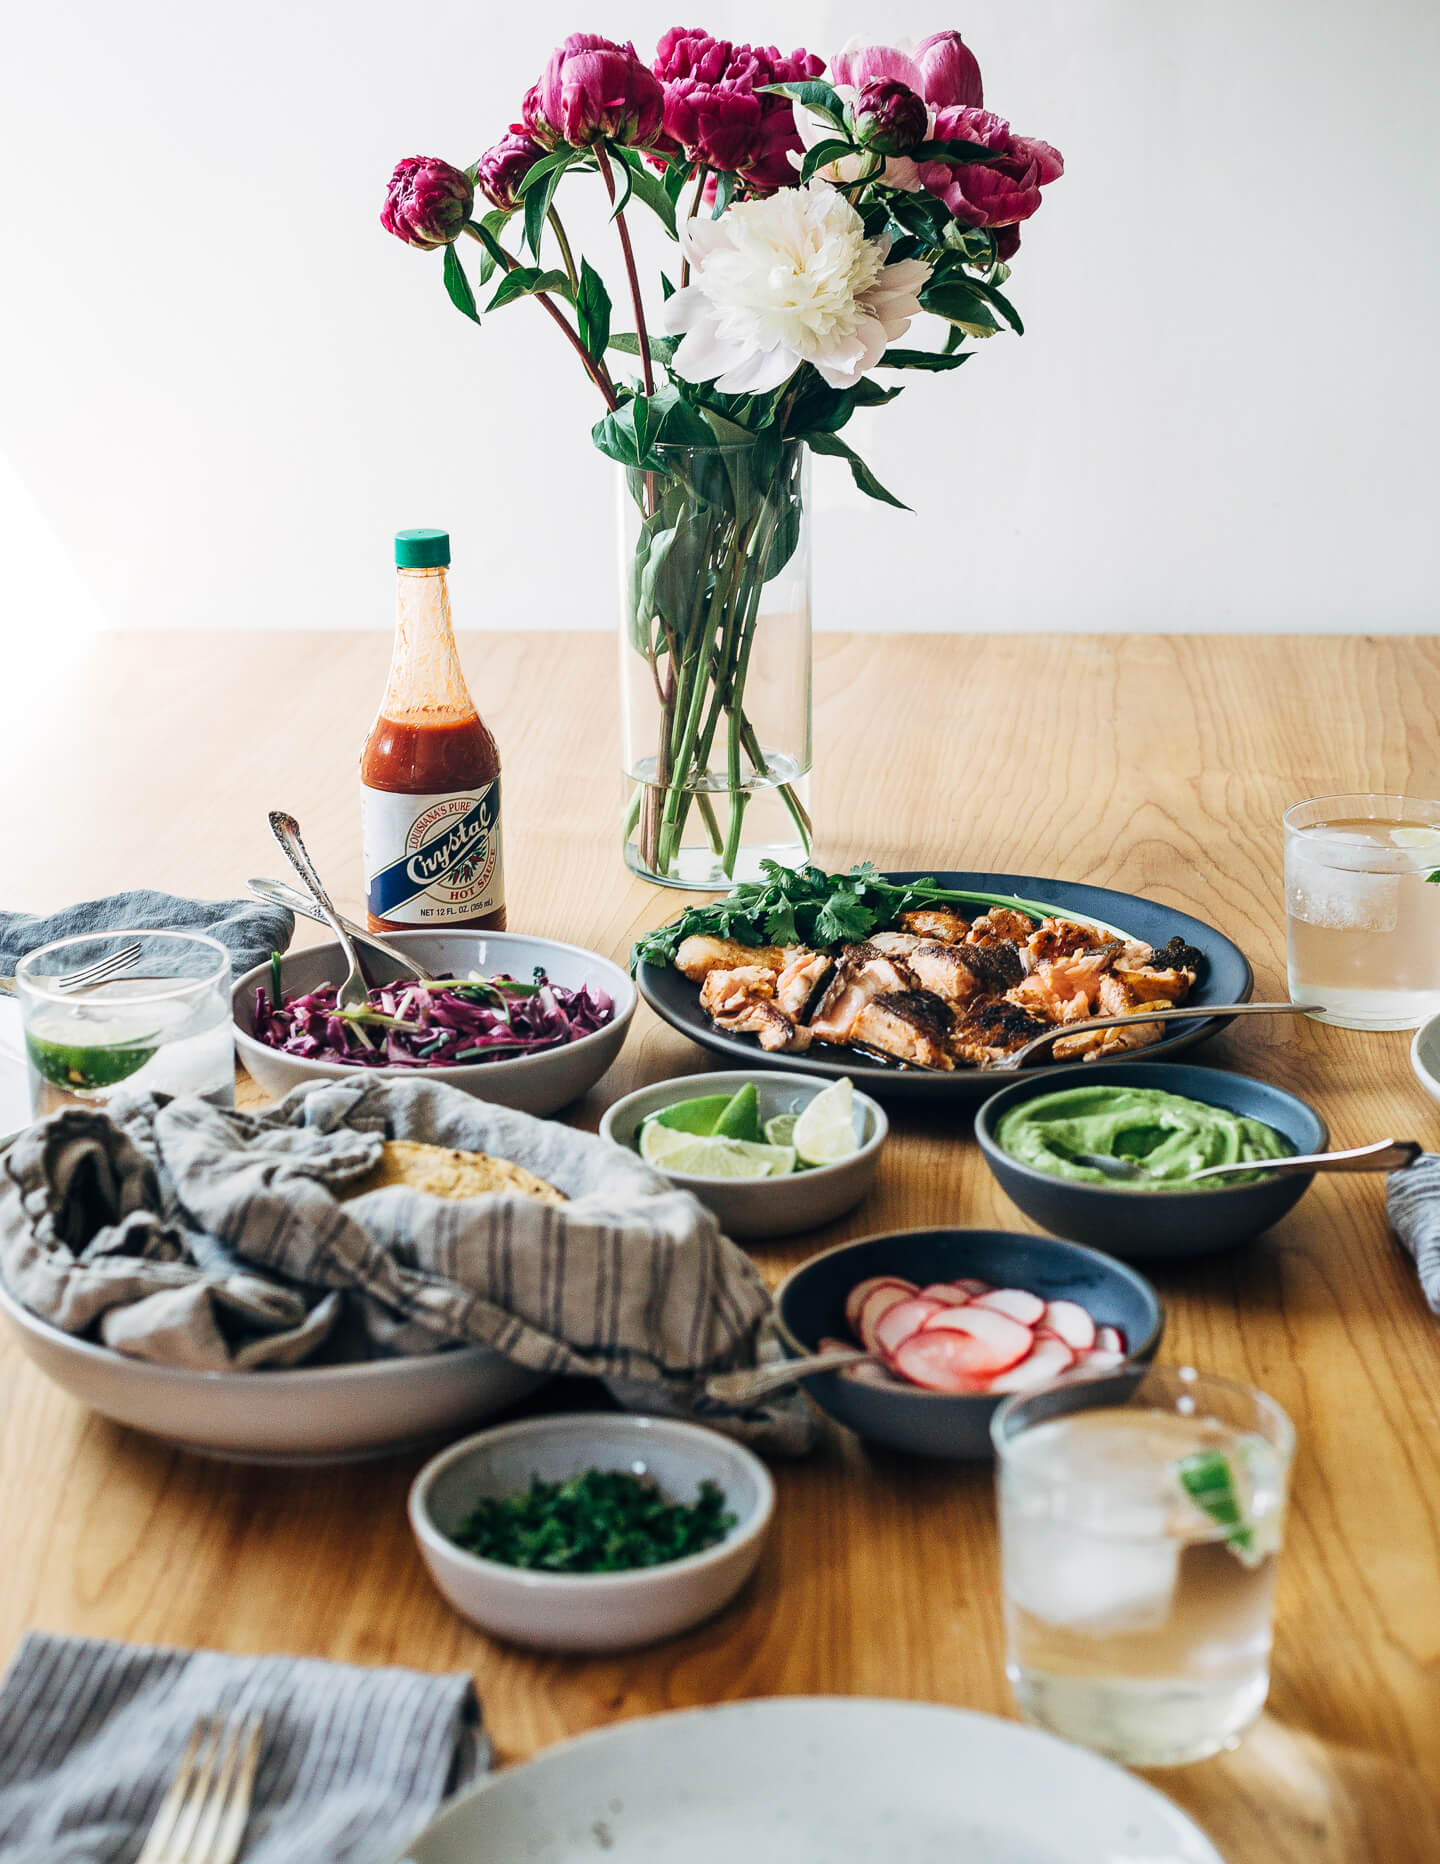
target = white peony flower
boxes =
[660,181,932,396]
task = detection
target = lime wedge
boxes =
[639,1120,709,1167]
[642,1131,796,1180]
[713,1082,763,1144]
[26,1033,159,1092]
[646,1094,731,1137]
[764,1112,799,1149]
[792,1078,859,1168]
[1175,1448,1262,1566]
[1389,827,1440,852]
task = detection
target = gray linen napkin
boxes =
[0,1076,816,1451]
[0,1632,484,1864]
[0,890,293,980]
[1387,1153,1440,1312]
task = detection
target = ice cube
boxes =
[1285,853,1398,933]
[1006,1521,1179,1634]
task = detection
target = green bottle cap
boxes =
[394,528,451,568]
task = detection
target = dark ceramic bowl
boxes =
[974,1062,1328,1261]
[775,1228,1163,1461]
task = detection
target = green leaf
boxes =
[591,394,653,468]
[487,265,573,312]
[805,431,910,510]
[878,347,973,370]
[516,147,577,197]
[523,157,571,261]
[613,147,679,237]
[661,271,677,301]
[442,243,481,324]
[472,208,513,286]
[800,137,856,183]
[920,276,1000,337]
[759,79,845,130]
[608,331,680,363]
[606,143,635,218]
[663,156,695,206]
[912,137,1004,165]
[848,377,903,407]
[963,273,1025,335]
[576,258,612,361]
[469,216,511,274]
[711,170,735,218]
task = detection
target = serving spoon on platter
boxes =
[987,1000,1326,1072]
[1065,1136,1421,1185]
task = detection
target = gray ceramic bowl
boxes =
[234,931,635,1116]
[409,1413,774,1651]
[975,1062,1328,1261]
[599,1071,888,1239]
[1410,1012,1440,1109]
[776,1228,1163,1461]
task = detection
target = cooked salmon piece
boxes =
[1010,942,1121,1022]
[1050,973,1165,1061]
[675,937,802,982]
[901,938,1018,1009]
[899,908,971,944]
[775,951,833,1018]
[1023,918,1110,969]
[808,943,914,1044]
[949,1000,1052,1068]
[848,990,954,1069]
[967,908,1035,948]
[699,966,810,1051]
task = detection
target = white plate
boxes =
[399,1697,1224,1864]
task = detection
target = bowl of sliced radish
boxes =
[775,1228,1163,1460]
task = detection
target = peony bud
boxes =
[475,128,543,212]
[851,78,929,156]
[524,33,665,149]
[913,30,984,110]
[380,155,474,249]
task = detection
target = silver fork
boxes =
[136,1712,264,1864]
[0,939,143,999]
[987,1000,1326,1071]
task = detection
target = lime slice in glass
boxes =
[1175,1446,1273,1567]
[26,1032,160,1092]
[792,1077,859,1167]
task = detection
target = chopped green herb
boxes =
[452,1467,736,1573]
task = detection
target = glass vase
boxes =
[618,438,813,889]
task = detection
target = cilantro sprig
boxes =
[630,861,1121,972]
[452,1468,736,1573]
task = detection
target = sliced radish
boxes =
[845,1276,915,1333]
[857,1284,921,1354]
[988,1335,1077,1392]
[919,1282,974,1306]
[949,1278,994,1298]
[872,1297,946,1357]
[972,1287,1046,1327]
[1043,1300,1097,1351]
[890,1330,991,1394]
[1079,1349,1126,1372]
[914,1304,1033,1376]
[1095,1324,1126,1354]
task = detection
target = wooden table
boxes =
[4,632,1440,1858]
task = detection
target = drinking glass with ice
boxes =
[17,930,234,1118]
[991,1365,1294,1768]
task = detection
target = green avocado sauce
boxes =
[996,1085,1290,1190]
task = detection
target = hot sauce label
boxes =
[363,781,503,924]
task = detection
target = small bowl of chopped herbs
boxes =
[408,1413,775,1652]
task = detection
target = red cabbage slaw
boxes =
[250,962,615,1069]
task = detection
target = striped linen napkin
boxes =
[0,1633,484,1863]
[1388,1153,1440,1313]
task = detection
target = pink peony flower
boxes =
[917,105,1063,227]
[380,156,474,248]
[831,30,983,110]
[474,128,543,213]
[652,28,823,192]
[524,33,665,149]
[851,78,929,156]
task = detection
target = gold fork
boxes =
[135,1712,264,1864]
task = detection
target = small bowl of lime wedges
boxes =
[599,1072,888,1239]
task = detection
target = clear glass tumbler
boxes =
[992,1365,1294,1767]
[17,930,234,1118]
[1284,793,1440,1029]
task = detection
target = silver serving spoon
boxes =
[1066,1136,1420,1184]
[989,1000,1326,1072]
[267,812,370,1011]
[247,878,436,983]
[707,1350,874,1404]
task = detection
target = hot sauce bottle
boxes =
[361,529,505,932]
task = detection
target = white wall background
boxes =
[2,0,1438,637]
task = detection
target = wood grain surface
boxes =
[4,630,1440,1859]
